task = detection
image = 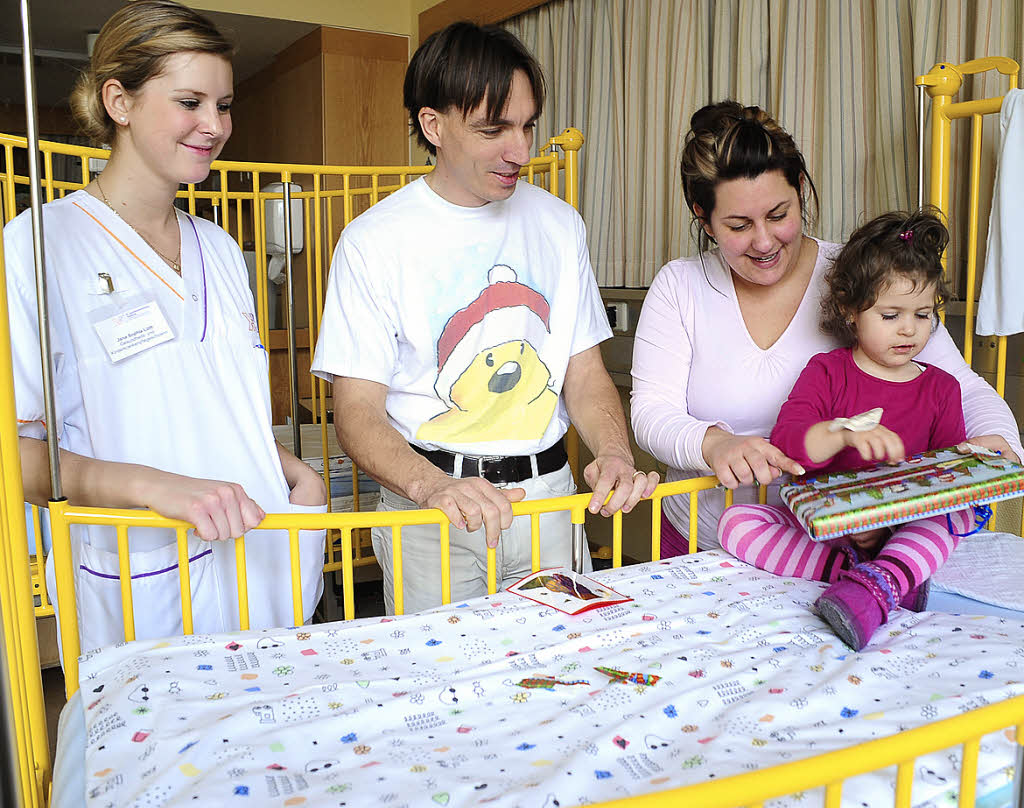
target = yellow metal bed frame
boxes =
[2,58,1024,808]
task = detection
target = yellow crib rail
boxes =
[0,202,48,808]
[6,473,1024,808]
[916,56,1023,536]
[39,476,726,700]
[589,694,1024,807]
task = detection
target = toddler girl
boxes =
[717,208,972,650]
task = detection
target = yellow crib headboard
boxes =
[0,129,584,445]
[916,56,1023,536]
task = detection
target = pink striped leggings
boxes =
[717,504,972,598]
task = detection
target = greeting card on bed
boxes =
[506,567,633,614]
[780,445,1024,540]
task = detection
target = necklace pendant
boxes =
[96,175,182,274]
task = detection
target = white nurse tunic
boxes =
[5,190,324,654]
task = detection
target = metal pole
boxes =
[20,0,62,501]
[917,84,926,209]
[571,523,585,573]
[283,180,301,459]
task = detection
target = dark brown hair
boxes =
[680,100,818,252]
[404,21,545,156]
[70,0,233,146]
[822,207,951,347]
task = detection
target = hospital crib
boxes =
[3,56,1024,808]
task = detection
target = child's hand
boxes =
[842,425,905,464]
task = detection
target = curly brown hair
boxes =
[679,100,819,253]
[822,207,952,347]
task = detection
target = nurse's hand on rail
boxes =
[142,472,266,541]
[963,434,1020,464]
[702,429,805,489]
[418,476,526,549]
[584,453,659,517]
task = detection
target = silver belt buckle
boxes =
[480,453,513,483]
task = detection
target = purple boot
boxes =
[815,564,896,651]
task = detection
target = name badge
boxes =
[92,300,174,362]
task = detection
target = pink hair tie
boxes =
[898,229,914,242]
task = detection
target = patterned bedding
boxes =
[74,549,1024,807]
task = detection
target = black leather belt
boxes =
[411,441,568,485]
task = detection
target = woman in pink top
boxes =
[631,101,1021,553]
[719,209,972,650]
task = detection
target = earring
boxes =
[120,117,127,123]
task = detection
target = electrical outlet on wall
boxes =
[605,301,630,332]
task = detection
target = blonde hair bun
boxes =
[69,0,232,145]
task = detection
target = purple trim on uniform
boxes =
[186,215,208,342]
[79,548,212,580]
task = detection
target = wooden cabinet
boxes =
[223,27,409,425]
[225,26,408,170]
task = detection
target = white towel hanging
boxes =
[978,88,1024,336]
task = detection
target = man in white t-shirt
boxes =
[312,21,657,613]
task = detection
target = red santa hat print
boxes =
[434,265,551,408]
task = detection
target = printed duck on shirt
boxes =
[417,265,557,443]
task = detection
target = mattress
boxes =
[930,529,1024,612]
[56,549,1023,807]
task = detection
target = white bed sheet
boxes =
[931,530,1024,611]
[60,550,1024,808]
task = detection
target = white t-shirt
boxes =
[312,178,611,457]
[6,190,324,651]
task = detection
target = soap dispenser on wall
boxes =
[245,181,303,331]
[263,181,304,286]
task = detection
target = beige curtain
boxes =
[505,0,1024,288]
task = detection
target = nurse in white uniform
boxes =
[7,0,327,654]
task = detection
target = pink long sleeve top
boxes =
[631,239,1023,548]
[769,348,967,475]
